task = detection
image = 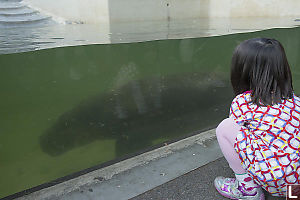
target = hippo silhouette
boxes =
[40,72,233,157]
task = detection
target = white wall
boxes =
[24,0,110,24]
[230,0,300,18]
[25,0,300,24]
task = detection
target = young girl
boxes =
[214,38,300,199]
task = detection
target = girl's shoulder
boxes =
[287,93,300,109]
[278,93,300,105]
[232,91,252,104]
[293,93,300,103]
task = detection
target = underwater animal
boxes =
[40,72,233,157]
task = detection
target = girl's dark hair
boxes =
[231,38,293,106]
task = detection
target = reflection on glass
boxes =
[0,26,300,198]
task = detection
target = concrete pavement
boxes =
[131,157,285,200]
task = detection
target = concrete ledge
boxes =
[17,128,221,200]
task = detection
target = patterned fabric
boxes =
[230,91,300,196]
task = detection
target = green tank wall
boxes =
[1,27,300,198]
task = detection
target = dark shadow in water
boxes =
[40,72,233,157]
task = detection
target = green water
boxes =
[1,27,300,198]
